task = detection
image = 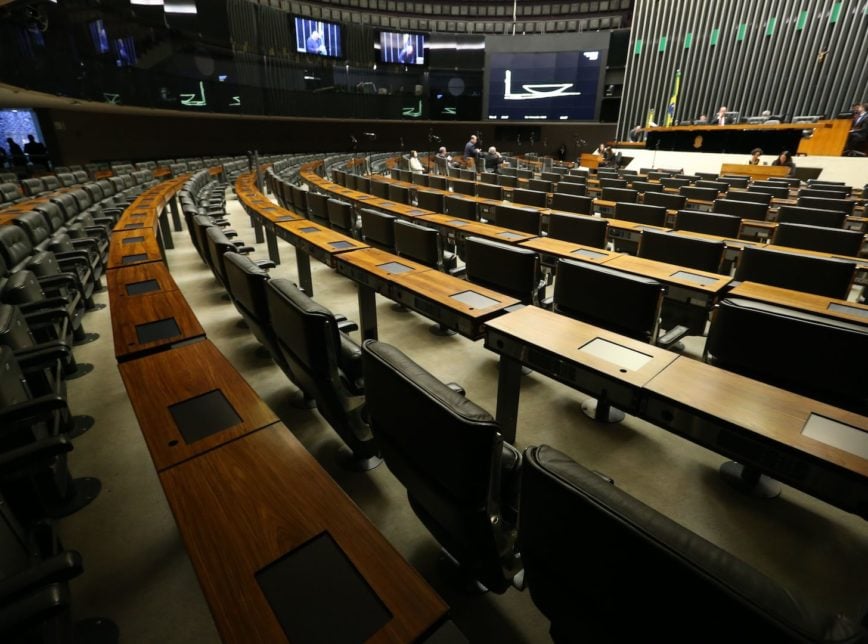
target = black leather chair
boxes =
[675,210,742,238]
[613,202,666,227]
[599,177,628,189]
[680,186,719,202]
[556,181,586,196]
[0,346,101,521]
[773,222,863,256]
[777,205,847,229]
[476,182,503,201]
[712,198,769,221]
[464,236,545,305]
[638,229,725,273]
[630,180,663,194]
[600,187,638,203]
[797,196,854,215]
[733,246,855,299]
[553,259,687,420]
[265,279,381,470]
[547,213,607,247]
[445,194,478,220]
[326,198,357,237]
[416,190,445,214]
[748,183,790,199]
[359,208,397,251]
[0,495,118,643]
[549,193,592,215]
[361,339,521,593]
[642,191,687,211]
[706,297,868,415]
[394,220,460,275]
[518,444,866,644]
[493,204,541,235]
[726,189,773,206]
[511,188,547,208]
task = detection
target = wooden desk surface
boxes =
[720,163,792,180]
[111,289,205,360]
[644,356,868,477]
[727,281,868,325]
[107,229,162,270]
[606,254,732,294]
[391,269,520,322]
[418,213,538,244]
[276,220,369,255]
[333,247,432,282]
[107,261,179,300]
[519,237,622,264]
[653,122,821,133]
[118,339,279,471]
[485,306,678,389]
[159,423,448,644]
[605,218,672,235]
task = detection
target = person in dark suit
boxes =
[463,134,480,169]
[845,102,867,154]
[715,106,730,126]
[5,137,25,167]
[771,150,795,176]
[484,146,504,173]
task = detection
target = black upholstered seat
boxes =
[394,220,459,274]
[773,222,863,256]
[733,246,855,299]
[361,339,521,593]
[638,229,725,273]
[547,213,607,247]
[464,236,544,305]
[518,444,866,644]
[266,279,380,470]
[675,210,742,237]
[359,208,397,251]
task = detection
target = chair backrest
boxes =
[464,236,541,305]
[388,183,411,205]
[550,193,592,215]
[0,183,23,204]
[326,199,355,235]
[0,224,36,271]
[41,176,61,192]
[518,444,853,642]
[748,183,789,199]
[529,178,553,193]
[553,259,662,342]
[600,178,628,190]
[547,213,608,247]
[675,210,742,238]
[799,187,850,200]
[411,172,427,186]
[797,196,854,215]
[512,188,548,208]
[444,195,477,220]
[306,191,329,224]
[394,220,442,269]
[638,229,725,273]
[204,226,236,287]
[427,175,447,190]
[290,184,308,214]
[717,175,750,188]
[556,181,587,196]
[12,212,53,248]
[20,178,45,197]
[600,187,638,203]
[476,182,504,200]
[613,202,666,227]
[661,177,691,189]
[733,246,855,298]
[497,174,517,188]
[712,198,769,221]
[223,252,282,361]
[679,186,719,202]
[642,191,686,211]
[707,298,868,414]
[772,222,863,256]
[416,190,445,213]
[696,180,728,193]
[493,204,541,235]
[359,208,397,251]
[480,172,498,185]
[629,180,663,194]
[725,189,772,205]
[451,179,476,196]
[361,339,516,593]
[776,204,847,229]
[0,303,37,350]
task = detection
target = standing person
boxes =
[715,106,730,126]
[24,134,48,169]
[6,137,25,167]
[628,125,643,142]
[556,143,567,160]
[771,150,795,176]
[845,102,867,154]
[747,148,763,165]
[463,134,480,169]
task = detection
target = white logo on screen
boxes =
[503,70,581,101]
[583,51,599,61]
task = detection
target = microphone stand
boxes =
[652,139,660,170]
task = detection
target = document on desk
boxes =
[802,413,868,459]
[579,338,653,371]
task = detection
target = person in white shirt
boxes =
[716,106,729,126]
[408,149,425,173]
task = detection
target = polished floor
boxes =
[59,184,868,643]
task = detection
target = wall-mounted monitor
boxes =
[377,31,426,65]
[0,108,46,152]
[294,17,343,59]
[88,19,110,54]
[113,36,137,67]
[487,50,602,121]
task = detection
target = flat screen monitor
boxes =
[113,36,137,67]
[0,108,45,151]
[294,17,343,59]
[487,50,601,121]
[89,19,110,54]
[377,31,426,65]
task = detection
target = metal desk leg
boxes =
[357,285,378,341]
[158,206,174,249]
[495,355,523,444]
[296,251,313,296]
[169,196,182,232]
[265,225,281,264]
[251,214,265,244]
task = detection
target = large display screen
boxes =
[487,51,601,121]
[378,32,426,65]
[294,17,343,59]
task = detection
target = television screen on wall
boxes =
[487,50,602,121]
[88,19,110,54]
[294,17,343,59]
[377,31,426,65]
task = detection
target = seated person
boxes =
[600,145,621,169]
[397,39,415,64]
[747,147,763,165]
[306,30,326,55]
[771,150,795,176]
[408,149,425,173]
[484,146,504,173]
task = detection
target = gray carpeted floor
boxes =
[59,184,868,643]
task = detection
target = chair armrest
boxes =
[254,259,276,270]
[657,324,689,348]
[336,317,359,334]
[34,274,79,292]
[0,394,70,428]
[0,552,82,604]
[14,343,73,370]
[51,250,91,265]
[222,229,237,238]
[446,382,466,396]
[337,333,364,395]
[21,306,69,330]
[0,436,74,477]
[0,583,70,633]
